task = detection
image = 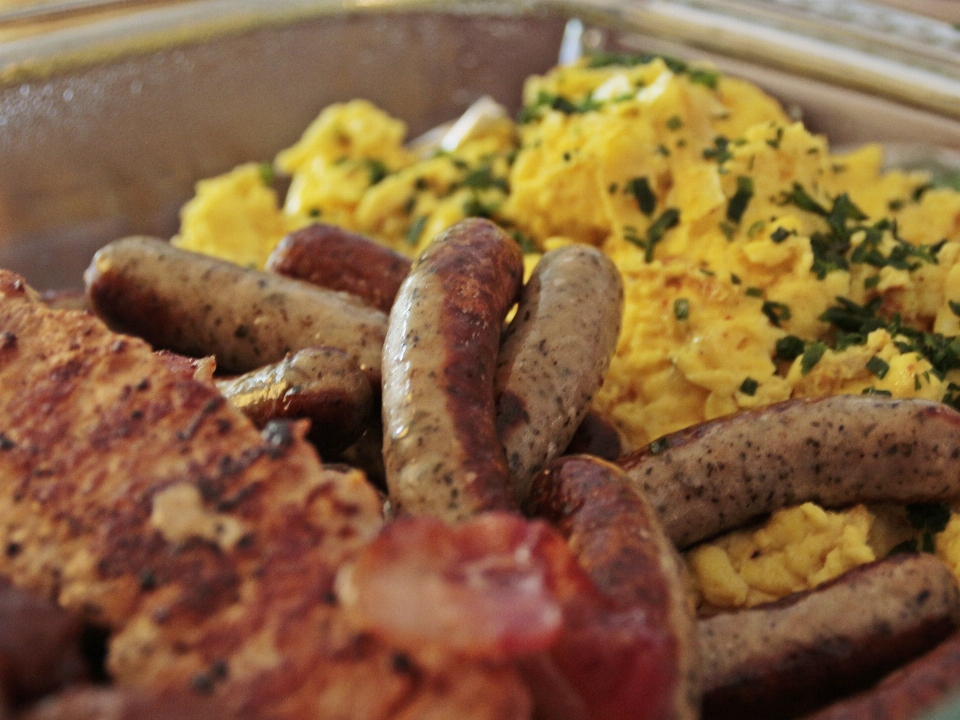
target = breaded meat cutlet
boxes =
[0,270,530,720]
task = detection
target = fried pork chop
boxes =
[0,270,530,719]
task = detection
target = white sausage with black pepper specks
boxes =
[700,552,960,720]
[84,237,387,384]
[382,218,524,522]
[618,395,960,549]
[494,245,623,502]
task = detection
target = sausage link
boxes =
[495,245,623,501]
[215,347,373,456]
[382,218,524,521]
[266,223,412,314]
[563,409,624,461]
[700,553,960,720]
[84,236,387,384]
[619,396,960,549]
[524,455,699,720]
[804,628,960,720]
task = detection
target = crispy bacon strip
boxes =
[337,513,575,660]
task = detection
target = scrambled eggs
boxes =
[172,55,960,608]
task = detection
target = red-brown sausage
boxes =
[214,347,373,456]
[700,552,960,720]
[804,627,960,720]
[84,236,387,384]
[618,396,960,549]
[494,245,623,501]
[523,455,699,720]
[562,410,624,462]
[381,218,524,521]
[266,223,412,314]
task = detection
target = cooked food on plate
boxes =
[3,49,960,719]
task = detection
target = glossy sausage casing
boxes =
[266,223,412,314]
[700,552,960,720]
[619,395,960,549]
[381,218,524,521]
[495,245,623,501]
[524,455,699,720]
[85,236,387,383]
[215,347,373,456]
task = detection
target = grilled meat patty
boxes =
[0,269,530,720]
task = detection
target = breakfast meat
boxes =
[382,218,524,521]
[804,628,960,720]
[524,455,700,720]
[699,552,960,719]
[214,347,374,456]
[20,686,235,720]
[0,577,89,707]
[494,245,624,502]
[617,395,960,549]
[0,269,532,720]
[85,236,388,384]
[266,223,412,314]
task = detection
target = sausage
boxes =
[84,236,387,384]
[381,218,524,521]
[618,396,960,549]
[563,409,624,461]
[700,552,960,720]
[804,628,960,720]
[0,576,89,705]
[214,347,373,456]
[494,245,623,501]
[523,455,699,720]
[266,223,412,314]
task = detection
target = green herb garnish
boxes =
[628,176,657,216]
[865,355,890,379]
[801,342,827,375]
[761,300,791,327]
[726,176,754,224]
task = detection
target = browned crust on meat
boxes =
[85,237,387,383]
[266,224,412,314]
[618,396,960,548]
[700,553,960,720]
[805,627,960,720]
[215,347,374,456]
[382,218,524,521]
[525,455,699,720]
[0,268,530,720]
[562,410,623,462]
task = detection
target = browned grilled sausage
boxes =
[84,236,387,384]
[618,396,960,549]
[563,409,624,461]
[494,245,623,501]
[382,218,524,521]
[266,223,412,314]
[523,455,699,720]
[0,576,89,705]
[214,347,373,456]
[700,552,960,720]
[804,627,960,720]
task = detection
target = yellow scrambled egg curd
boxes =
[688,501,960,611]
[686,503,875,609]
[172,54,960,606]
